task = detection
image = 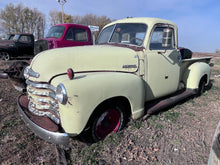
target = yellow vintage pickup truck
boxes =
[17,17,212,145]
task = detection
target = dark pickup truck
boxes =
[0,33,34,61]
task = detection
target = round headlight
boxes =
[56,83,67,105]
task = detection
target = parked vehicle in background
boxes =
[0,33,34,61]
[18,17,212,145]
[34,23,93,55]
[0,24,94,60]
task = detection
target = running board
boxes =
[145,89,196,117]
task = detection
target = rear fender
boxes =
[53,72,145,134]
[182,62,211,89]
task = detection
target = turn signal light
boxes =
[67,68,74,80]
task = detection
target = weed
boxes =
[80,143,102,164]
[130,120,143,130]
[188,99,196,104]
[16,142,27,150]
[151,115,159,121]
[186,112,196,117]
[79,132,122,164]
[155,124,164,129]
[27,134,36,142]
[104,132,122,146]
[173,139,180,144]
[163,110,180,123]
[211,85,220,91]
[148,115,164,129]
[0,129,10,138]
[4,119,19,127]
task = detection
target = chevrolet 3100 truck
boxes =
[17,17,212,145]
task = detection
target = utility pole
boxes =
[57,0,67,23]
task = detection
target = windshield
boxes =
[46,26,65,38]
[6,34,15,40]
[97,23,147,46]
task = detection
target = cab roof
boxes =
[103,17,177,29]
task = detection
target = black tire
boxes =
[0,52,10,61]
[197,77,206,96]
[81,101,127,143]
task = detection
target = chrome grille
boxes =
[26,79,60,124]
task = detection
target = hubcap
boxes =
[1,52,10,61]
[95,109,121,139]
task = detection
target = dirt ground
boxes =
[0,52,220,165]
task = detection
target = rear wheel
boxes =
[83,102,127,143]
[0,52,10,61]
[197,77,206,96]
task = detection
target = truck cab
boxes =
[34,23,93,55]
[18,17,212,145]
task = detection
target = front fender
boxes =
[183,62,211,89]
[52,72,145,134]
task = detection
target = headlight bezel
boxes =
[56,83,68,105]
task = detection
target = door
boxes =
[146,25,181,101]
[16,35,34,56]
[63,27,90,47]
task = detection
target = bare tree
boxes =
[72,13,112,30]
[72,13,112,39]
[0,3,45,39]
[49,10,73,26]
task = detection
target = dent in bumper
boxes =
[17,94,69,146]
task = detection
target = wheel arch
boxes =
[87,96,132,126]
[182,62,211,90]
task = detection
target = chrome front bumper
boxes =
[17,94,69,146]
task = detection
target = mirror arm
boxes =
[158,49,167,55]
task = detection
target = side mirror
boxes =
[162,28,173,49]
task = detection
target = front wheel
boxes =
[83,102,127,143]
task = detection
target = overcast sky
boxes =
[0,0,219,52]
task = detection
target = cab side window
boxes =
[150,27,174,50]
[65,28,88,42]
[19,35,32,43]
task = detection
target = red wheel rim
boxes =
[95,109,121,139]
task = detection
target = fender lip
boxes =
[17,94,69,146]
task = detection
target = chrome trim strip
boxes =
[37,98,59,108]
[28,102,60,124]
[26,80,56,92]
[24,67,40,78]
[28,87,56,100]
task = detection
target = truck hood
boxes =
[0,40,14,47]
[30,45,139,82]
